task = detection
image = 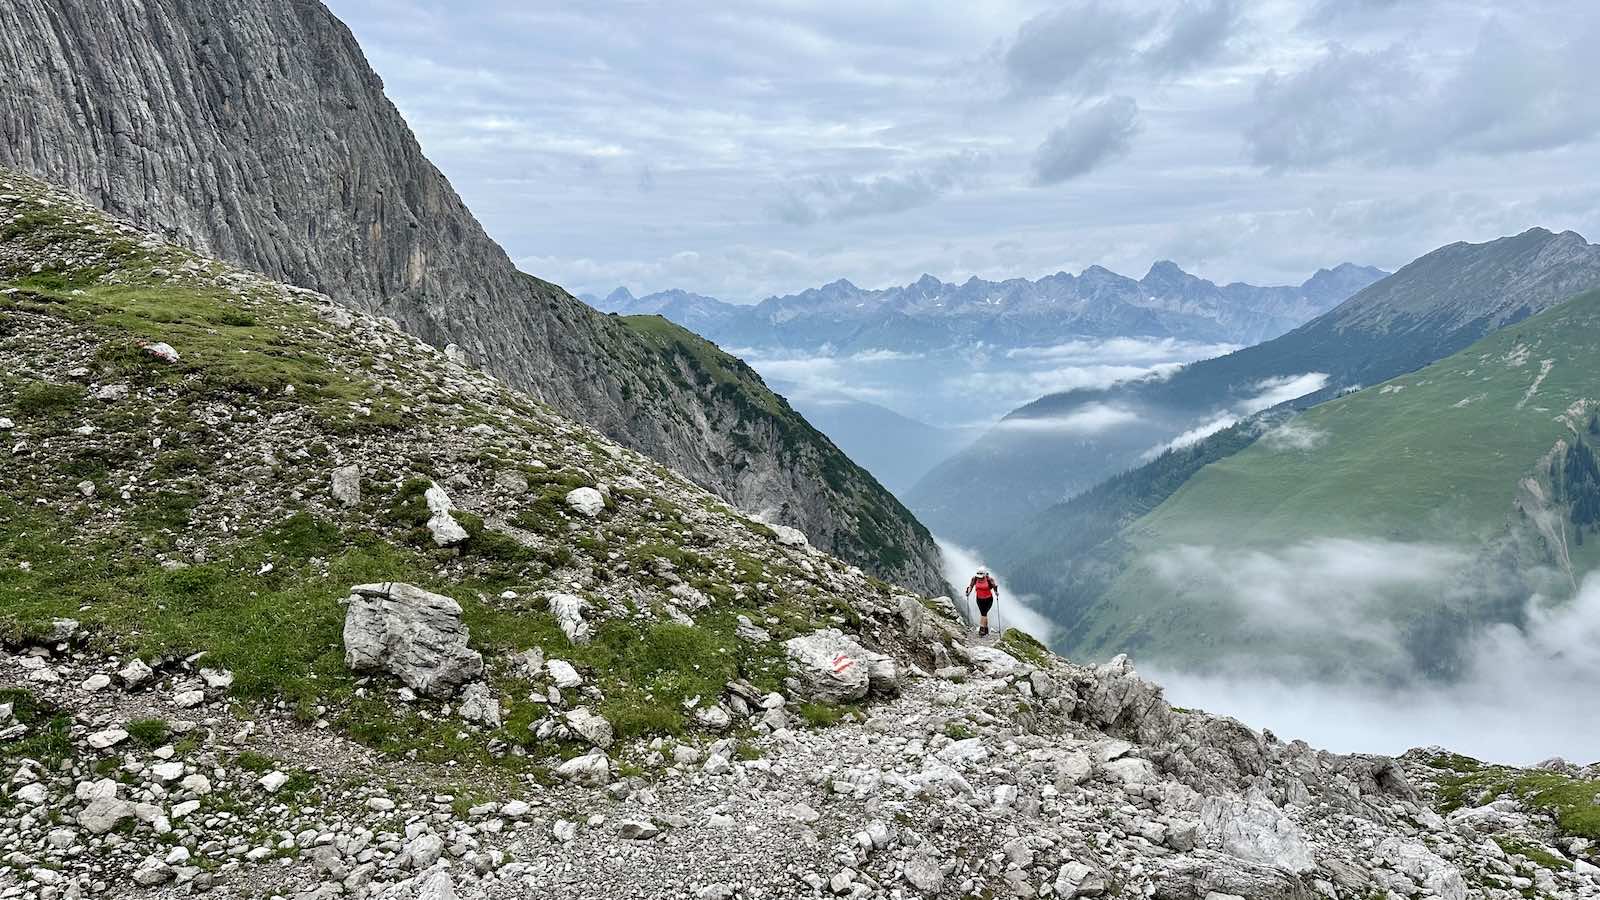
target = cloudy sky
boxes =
[325,0,1600,302]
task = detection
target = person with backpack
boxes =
[965,566,999,636]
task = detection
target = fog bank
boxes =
[1147,573,1600,765]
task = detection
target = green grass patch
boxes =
[943,720,975,740]
[1431,756,1600,842]
[1493,837,1571,870]
[997,629,1051,667]
[126,718,171,748]
[796,701,864,728]
[0,689,73,767]
[12,380,83,418]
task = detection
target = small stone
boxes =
[150,761,185,782]
[258,771,290,793]
[80,673,112,691]
[76,479,95,498]
[406,833,445,868]
[555,751,611,786]
[904,852,945,894]
[87,728,129,749]
[119,658,154,686]
[789,803,821,824]
[367,797,396,812]
[618,819,660,840]
[143,342,181,363]
[564,707,614,748]
[172,689,205,708]
[547,659,583,689]
[78,797,136,834]
[331,464,362,507]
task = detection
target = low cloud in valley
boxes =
[1142,536,1600,762]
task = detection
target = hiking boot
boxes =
[979,626,989,636]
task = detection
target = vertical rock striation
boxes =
[0,0,947,595]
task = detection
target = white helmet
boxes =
[974,566,990,576]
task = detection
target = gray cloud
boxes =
[1003,2,1151,98]
[1248,15,1600,168]
[769,152,986,225]
[328,1,1600,301]
[1144,0,1239,73]
[1033,96,1141,185]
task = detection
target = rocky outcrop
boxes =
[0,0,947,597]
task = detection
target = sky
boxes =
[324,0,1600,303]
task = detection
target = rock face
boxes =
[342,582,483,698]
[0,0,947,598]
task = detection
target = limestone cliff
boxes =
[0,0,947,595]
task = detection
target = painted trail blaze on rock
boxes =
[784,629,871,703]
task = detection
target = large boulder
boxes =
[784,629,871,703]
[1080,654,1175,746]
[343,582,484,697]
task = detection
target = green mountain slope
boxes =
[1055,288,1600,678]
[912,228,1600,554]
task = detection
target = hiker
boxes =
[965,566,999,636]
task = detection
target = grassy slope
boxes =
[0,171,918,774]
[1073,288,1600,668]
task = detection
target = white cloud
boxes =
[1005,337,1242,364]
[994,403,1142,434]
[1148,571,1600,763]
[1247,14,1600,169]
[1149,538,1466,645]
[1032,97,1141,185]
[328,0,1600,302]
[947,362,1184,409]
[1260,419,1328,451]
[1243,372,1331,412]
[1143,371,1329,456]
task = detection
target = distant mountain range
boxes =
[909,228,1600,551]
[583,261,1388,353]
